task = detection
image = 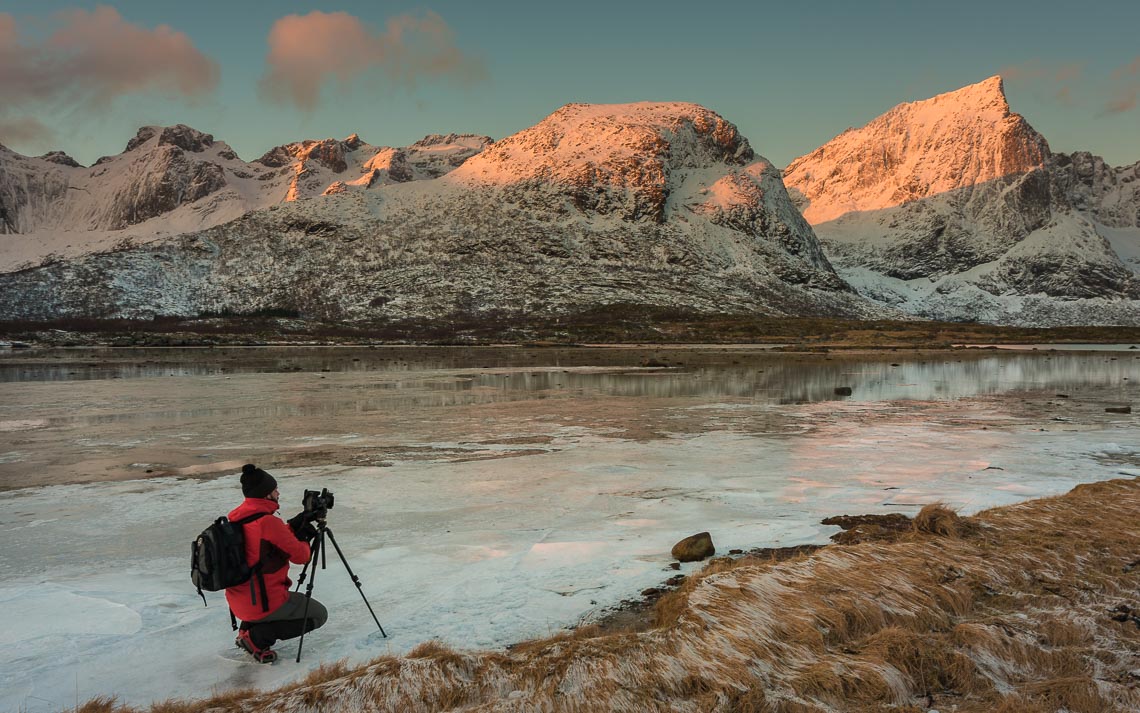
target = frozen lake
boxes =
[2,346,1138,711]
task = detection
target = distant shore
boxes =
[4,312,1140,349]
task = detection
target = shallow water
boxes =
[1,347,1137,490]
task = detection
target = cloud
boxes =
[1110,56,1140,80]
[260,10,486,111]
[999,60,1084,105]
[0,117,55,147]
[1105,89,1137,114]
[0,6,218,148]
[1105,56,1140,115]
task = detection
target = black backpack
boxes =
[191,513,270,624]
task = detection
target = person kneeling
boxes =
[226,464,327,663]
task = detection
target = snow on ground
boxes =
[3,387,1139,711]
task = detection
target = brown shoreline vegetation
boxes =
[4,309,1140,347]
[79,477,1140,713]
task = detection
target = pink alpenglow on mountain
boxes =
[781,76,1140,326]
[783,76,1050,225]
[447,101,754,223]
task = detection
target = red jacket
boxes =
[225,497,311,621]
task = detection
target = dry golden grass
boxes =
[406,640,466,667]
[298,660,350,686]
[74,686,264,713]
[912,502,963,537]
[77,477,1140,713]
[74,698,123,713]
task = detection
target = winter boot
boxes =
[236,628,278,663]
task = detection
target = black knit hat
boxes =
[241,463,277,499]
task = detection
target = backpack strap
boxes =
[192,537,208,607]
[232,512,270,527]
[229,608,238,631]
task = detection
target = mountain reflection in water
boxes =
[2,347,1137,408]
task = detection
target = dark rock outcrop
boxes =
[671,532,715,562]
[39,151,82,168]
[822,513,912,544]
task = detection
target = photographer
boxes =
[226,464,328,663]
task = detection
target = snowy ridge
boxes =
[0,103,891,323]
[0,127,490,270]
[4,85,1139,326]
[784,76,1140,326]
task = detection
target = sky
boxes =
[1,1,1138,168]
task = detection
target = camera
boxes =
[302,488,335,515]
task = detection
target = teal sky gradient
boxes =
[3,0,1138,167]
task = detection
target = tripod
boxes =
[294,519,387,662]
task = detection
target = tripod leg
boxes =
[293,547,313,593]
[323,527,387,638]
[295,528,324,663]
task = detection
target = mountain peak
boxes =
[39,151,82,168]
[783,77,1048,224]
[256,137,350,173]
[919,75,1009,116]
[447,101,754,223]
[450,102,752,183]
[125,125,215,154]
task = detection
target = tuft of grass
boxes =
[300,659,350,686]
[406,639,467,669]
[913,502,963,537]
[73,698,133,713]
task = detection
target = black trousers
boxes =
[241,592,328,648]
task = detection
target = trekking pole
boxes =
[323,526,387,637]
[295,524,325,663]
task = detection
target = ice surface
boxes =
[2,353,1139,710]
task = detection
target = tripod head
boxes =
[302,488,334,515]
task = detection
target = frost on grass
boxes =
[79,476,1140,713]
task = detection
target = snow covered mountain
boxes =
[783,76,1140,326]
[0,126,490,269]
[0,103,890,323]
[5,83,1136,327]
